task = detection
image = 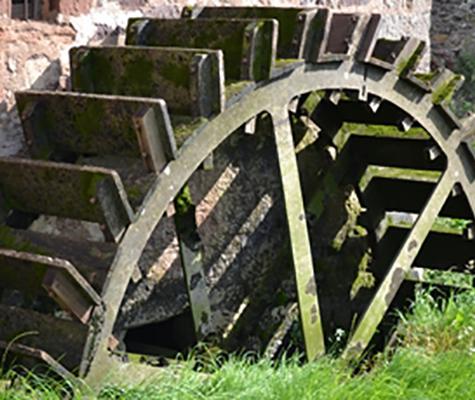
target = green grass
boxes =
[1,289,474,399]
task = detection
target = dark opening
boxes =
[11,0,41,20]
[123,309,197,358]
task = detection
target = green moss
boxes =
[267,10,298,53]
[341,123,429,140]
[78,51,115,93]
[175,185,193,216]
[388,215,471,235]
[79,172,105,206]
[432,75,463,105]
[251,21,274,81]
[122,56,156,95]
[0,226,43,254]
[73,100,104,144]
[274,58,302,68]
[414,71,438,84]
[172,116,208,147]
[330,190,364,252]
[414,269,473,288]
[396,42,424,76]
[225,80,254,100]
[350,249,375,299]
[308,172,339,220]
[160,61,190,88]
[308,190,325,219]
[358,166,441,192]
[431,217,471,235]
[300,91,325,116]
[212,25,246,81]
[126,184,144,206]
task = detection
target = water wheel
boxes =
[0,6,473,387]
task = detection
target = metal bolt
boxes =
[426,145,442,161]
[451,184,462,197]
[369,96,382,113]
[400,116,414,132]
[464,224,475,241]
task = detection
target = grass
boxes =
[0,288,474,399]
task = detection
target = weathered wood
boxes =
[185,6,318,59]
[15,90,176,173]
[264,302,299,359]
[125,18,277,81]
[0,249,101,324]
[0,304,88,370]
[0,341,77,381]
[0,157,133,242]
[70,46,225,117]
[271,105,325,360]
[174,186,212,339]
[0,226,114,290]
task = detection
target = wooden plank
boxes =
[125,18,277,81]
[264,302,299,358]
[271,105,325,360]
[0,304,88,370]
[406,267,474,289]
[185,6,317,59]
[0,341,77,381]
[0,157,133,242]
[0,226,114,291]
[0,249,101,323]
[174,186,212,339]
[15,90,176,173]
[70,46,225,117]
[132,104,176,173]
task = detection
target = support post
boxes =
[271,105,325,360]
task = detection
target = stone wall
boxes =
[431,0,474,69]
[431,0,475,116]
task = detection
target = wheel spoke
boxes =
[271,106,325,360]
[174,185,212,340]
[343,166,456,360]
